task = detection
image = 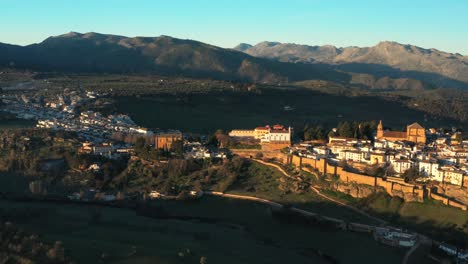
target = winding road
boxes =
[209,158,435,263]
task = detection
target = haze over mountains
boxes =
[0,32,467,91]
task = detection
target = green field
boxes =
[114,88,465,133]
[0,197,405,264]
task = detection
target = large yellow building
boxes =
[376,120,426,144]
[156,132,183,150]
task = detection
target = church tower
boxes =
[377,120,384,139]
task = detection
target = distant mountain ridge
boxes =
[0,32,349,84]
[233,43,253,52]
[235,41,468,89]
[0,32,467,90]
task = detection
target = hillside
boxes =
[236,41,468,89]
[0,32,349,84]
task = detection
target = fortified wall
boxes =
[293,155,468,209]
[290,155,425,202]
[230,149,467,210]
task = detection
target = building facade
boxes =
[377,120,426,144]
[155,132,183,150]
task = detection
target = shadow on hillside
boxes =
[335,63,468,89]
[289,199,468,248]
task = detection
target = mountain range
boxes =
[0,32,349,84]
[235,41,468,90]
[0,32,467,91]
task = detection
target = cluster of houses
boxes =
[2,89,102,119]
[292,121,467,187]
[2,89,141,143]
[78,141,134,159]
[184,142,227,159]
[36,110,152,143]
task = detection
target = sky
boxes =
[1,0,468,55]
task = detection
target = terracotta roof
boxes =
[382,131,407,138]
[255,127,269,130]
[270,130,289,133]
[407,122,424,129]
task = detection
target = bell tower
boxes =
[377,120,384,139]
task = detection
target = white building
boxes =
[418,160,439,178]
[340,150,365,163]
[390,159,413,174]
[264,127,292,143]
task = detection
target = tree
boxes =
[303,125,325,141]
[402,167,420,183]
[315,126,325,140]
[172,140,184,157]
[337,121,353,138]
[135,137,146,153]
[216,133,231,148]
[206,133,219,147]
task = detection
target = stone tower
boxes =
[377,120,384,139]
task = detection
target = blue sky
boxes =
[2,0,468,54]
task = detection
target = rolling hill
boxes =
[1,32,467,91]
[0,32,349,84]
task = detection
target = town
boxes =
[1,86,467,263]
[1,2,468,263]
[229,121,467,189]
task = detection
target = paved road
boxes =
[402,242,421,264]
[205,191,283,208]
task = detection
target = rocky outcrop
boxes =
[390,190,423,203]
[331,182,376,198]
[330,181,423,202]
[437,184,468,205]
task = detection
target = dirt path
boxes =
[252,159,388,225]
[205,191,283,208]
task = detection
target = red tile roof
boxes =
[382,131,407,138]
[270,130,289,133]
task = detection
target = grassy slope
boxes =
[223,161,467,244]
[326,188,468,245]
[225,160,379,224]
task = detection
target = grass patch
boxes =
[321,189,358,204]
